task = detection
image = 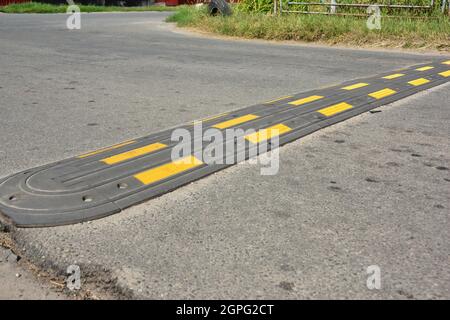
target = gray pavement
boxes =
[0,12,449,299]
[0,246,66,300]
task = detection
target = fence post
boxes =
[330,0,337,14]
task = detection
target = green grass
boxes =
[0,2,179,14]
[237,0,441,15]
[167,6,450,51]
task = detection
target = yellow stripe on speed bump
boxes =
[101,143,167,165]
[212,114,259,129]
[134,155,203,185]
[408,78,430,86]
[383,73,405,80]
[78,141,135,159]
[289,95,324,106]
[245,124,292,144]
[265,95,293,104]
[368,88,397,99]
[416,66,434,71]
[193,113,228,125]
[318,102,353,117]
[443,60,450,65]
[438,70,450,78]
[341,83,369,90]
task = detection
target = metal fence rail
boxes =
[287,1,433,8]
[276,0,447,16]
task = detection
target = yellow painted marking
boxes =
[78,141,135,159]
[443,60,450,65]
[193,113,228,125]
[382,73,405,80]
[438,70,450,77]
[416,66,434,71]
[408,78,430,86]
[288,95,324,106]
[245,124,292,144]
[134,155,203,185]
[212,114,259,129]
[341,83,369,90]
[318,102,353,117]
[368,88,397,100]
[265,95,293,104]
[101,143,167,165]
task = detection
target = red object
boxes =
[0,0,30,6]
[163,0,200,5]
[161,0,235,6]
[164,0,180,6]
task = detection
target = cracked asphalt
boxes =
[0,12,449,299]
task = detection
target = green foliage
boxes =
[0,3,178,14]
[236,0,274,13]
[236,0,448,16]
[167,6,450,51]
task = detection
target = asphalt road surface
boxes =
[0,12,449,299]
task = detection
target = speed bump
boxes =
[318,102,353,116]
[1,60,449,227]
[368,88,396,99]
[245,124,292,144]
[78,141,135,159]
[342,83,369,90]
[134,156,203,185]
[101,143,167,165]
[439,70,450,78]
[289,95,323,106]
[382,74,405,80]
[212,114,259,129]
[416,66,434,71]
[408,78,430,86]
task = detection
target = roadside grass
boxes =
[167,6,450,51]
[236,0,439,14]
[0,3,179,14]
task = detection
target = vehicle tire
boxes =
[208,0,232,16]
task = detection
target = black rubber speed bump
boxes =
[1,60,449,227]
